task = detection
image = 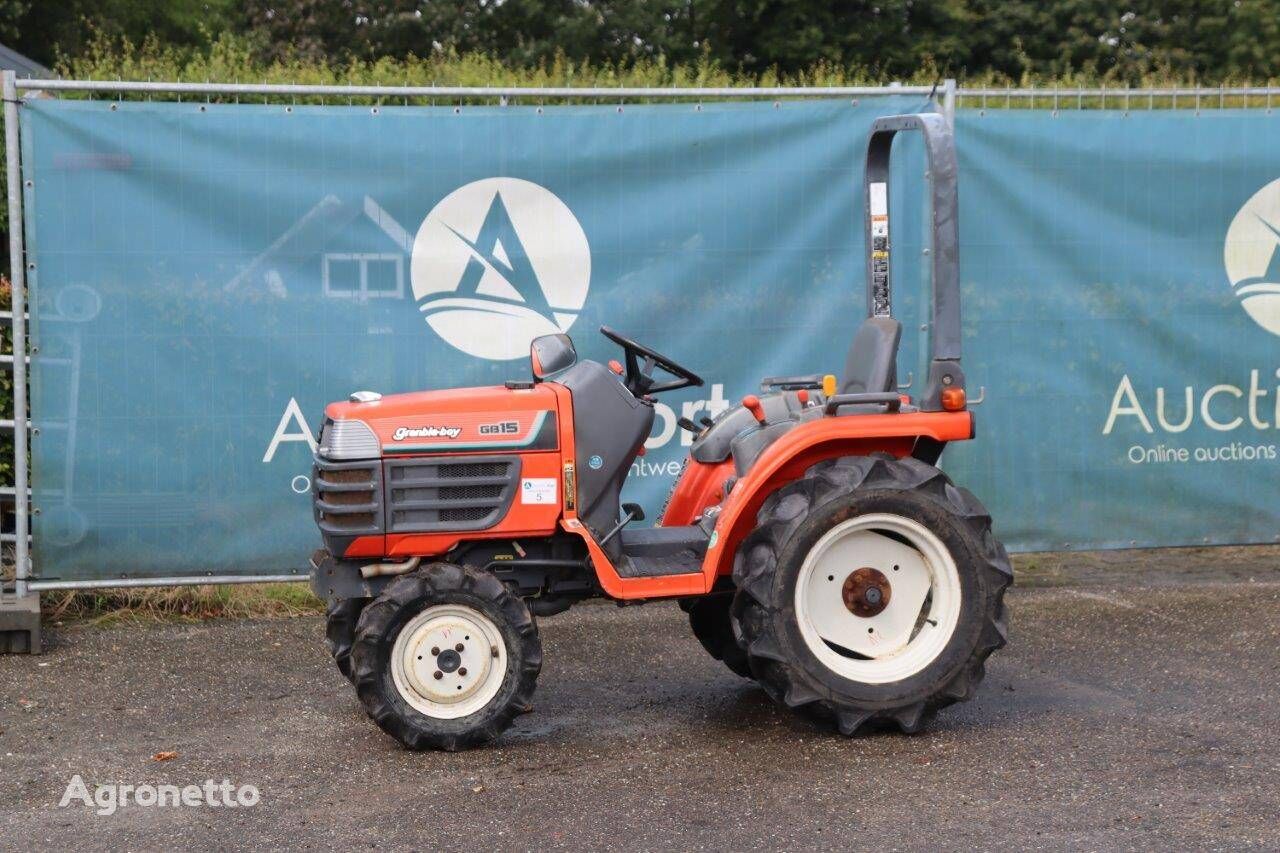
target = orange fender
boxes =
[699,410,974,584]
[660,457,736,527]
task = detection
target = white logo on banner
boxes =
[1225,177,1280,337]
[411,178,590,360]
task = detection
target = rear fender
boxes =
[699,410,973,583]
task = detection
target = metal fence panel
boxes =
[943,108,1280,550]
[21,95,930,583]
[21,95,1280,586]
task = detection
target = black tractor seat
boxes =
[841,316,901,395]
[823,316,904,415]
[691,316,905,465]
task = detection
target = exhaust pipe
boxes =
[360,556,422,579]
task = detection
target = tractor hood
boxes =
[318,384,560,459]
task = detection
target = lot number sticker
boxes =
[521,478,557,505]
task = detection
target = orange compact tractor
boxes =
[310,113,1011,751]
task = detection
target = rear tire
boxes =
[730,454,1011,735]
[325,597,367,683]
[683,592,753,679]
[350,562,541,751]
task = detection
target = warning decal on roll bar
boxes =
[869,181,888,216]
[869,181,891,316]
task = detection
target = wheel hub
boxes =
[436,648,462,673]
[842,567,892,617]
[390,605,508,719]
[795,515,963,684]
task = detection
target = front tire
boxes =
[731,454,1011,735]
[683,592,753,679]
[350,563,541,751]
[325,597,367,683]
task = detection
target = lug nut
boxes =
[455,643,465,652]
[433,671,443,680]
[431,646,440,656]
[458,667,468,677]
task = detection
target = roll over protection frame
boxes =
[863,112,963,412]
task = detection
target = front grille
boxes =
[441,505,493,522]
[438,462,508,479]
[324,489,373,506]
[385,454,519,533]
[439,483,504,502]
[332,512,376,528]
[323,468,372,484]
[313,458,381,535]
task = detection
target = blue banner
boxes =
[20,97,1280,582]
[948,109,1280,550]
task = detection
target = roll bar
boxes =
[863,112,963,412]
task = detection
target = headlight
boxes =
[318,418,381,460]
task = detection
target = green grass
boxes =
[42,582,324,626]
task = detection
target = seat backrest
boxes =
[840,317,902,394]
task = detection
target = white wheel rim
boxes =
[390,604,508,720]
[794,513,962,685]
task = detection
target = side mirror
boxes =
[621,502,646,522]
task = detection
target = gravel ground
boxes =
[2,547,1279,851]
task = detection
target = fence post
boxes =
[942,79,956,127]
[1,69,40,654]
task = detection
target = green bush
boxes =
[57,31,931,98]
[58,30,1280,94]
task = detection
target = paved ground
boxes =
[2,547,1279,851]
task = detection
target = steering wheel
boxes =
[599,326,704,396]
